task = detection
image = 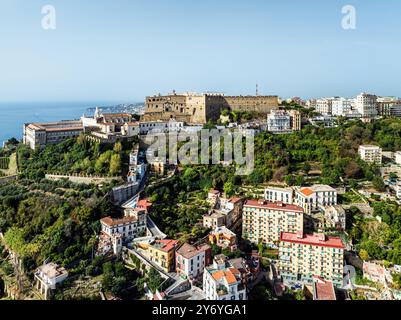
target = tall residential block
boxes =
[356,93,378,119]
[279,232,344,287]
[242,200,304,246]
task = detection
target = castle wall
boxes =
[143,94,279,124]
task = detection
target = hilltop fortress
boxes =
[142,91,279,124]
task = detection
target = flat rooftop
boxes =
[280,232,344,249]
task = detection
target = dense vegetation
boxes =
[17,135,133,180]
[146,118,401,239]
[2,117,401,299]
[0,178,114,275]
[349,201,401,265]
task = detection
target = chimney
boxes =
[297,231,304,239]
[318,233,326,242]
[276,201,284,207]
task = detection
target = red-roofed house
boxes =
[176,243,211,278]
[279,232,344,287]
[294,185,337,214]
[144,240,179,273]
[97,212,147,255]
[203,255,247,301]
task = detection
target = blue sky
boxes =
[0,0,400,102]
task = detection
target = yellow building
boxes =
[142,239,178,273]
[279,232,344,287]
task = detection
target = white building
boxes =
[264,186,294,204]
[323,205,346,231]
[203,255,247,301]
[175,243,211,279]
[358,145,382,165]
[395,151,401,165]
[139,119,184,135]
[242,200,304,246]
[35,263,69,300]
[331,98,352,116]
[267,110,292,134]
[294,185,338,214]
[23,120,84,149]
[356,93,378,119]
[316,98,335,115]
[393,182,401,199]
[112,182,139,205]
[98,210,147,255]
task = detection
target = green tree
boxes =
[223,181,235,198]
[109,154,121,175]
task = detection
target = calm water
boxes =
[0,101,124,145]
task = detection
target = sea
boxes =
[0,101,140,145]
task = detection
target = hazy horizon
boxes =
[1,0,401,102]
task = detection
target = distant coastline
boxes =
[0,101,143,145]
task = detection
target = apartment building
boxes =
[23,120,83,149]
[315,98,335,115]
[203,255,247,301]
[279,232,344,287]
[264,186,294,204]
[139,119,184,135]
[294,185,338,214]
[331,98,352,116]
[267,110,292,133]
[176,243,212,278]
[377,97,401,117]
[242,200,304,246]
[289,110,302,131]
[358,145,383,165]
[267,110,301,134]
[356,93,378,119]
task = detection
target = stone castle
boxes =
[142,91,279,124]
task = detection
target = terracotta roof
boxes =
[177,243,210,259]
[137,199,152,209]
[209,189,221,195]
[100,216,138,227]
[152,239,178,252]
[229,197,242,204]
[103,113,132,117]
[125,122,139,126]
[313,277,336,301]
[211,268,240,284]
[244,200,303,213]
[280,232,345,249]
[45,126,83,132]
[299,188,314,197]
